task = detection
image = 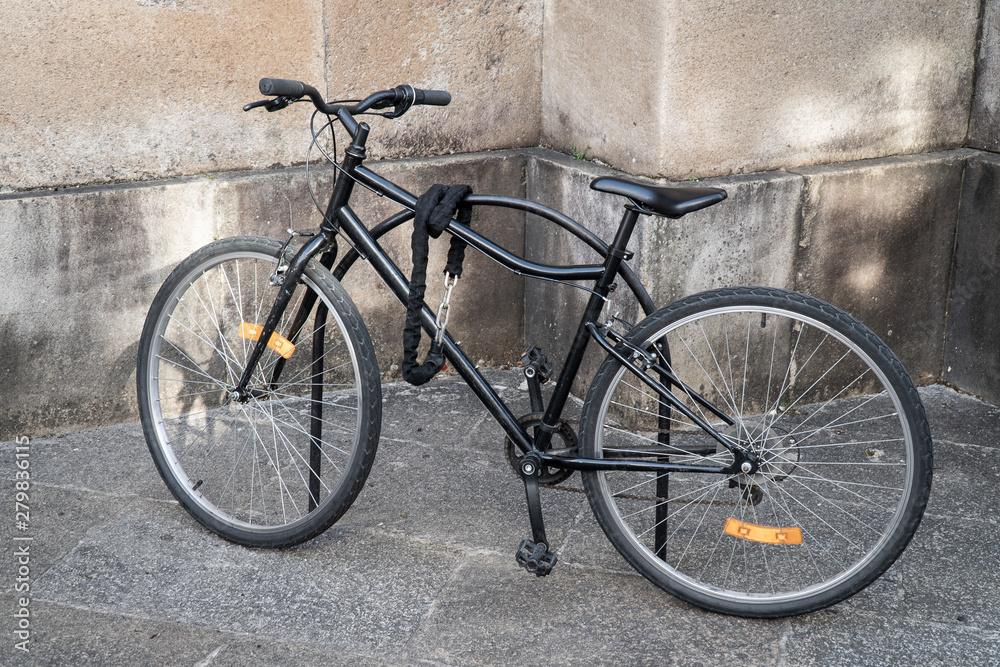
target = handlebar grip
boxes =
[414,89,451,106]
[259,78,305,97]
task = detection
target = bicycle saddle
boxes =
[590,176,727,218]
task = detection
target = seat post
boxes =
[604,206,642,275]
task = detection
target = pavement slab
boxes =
[1,374,998,665]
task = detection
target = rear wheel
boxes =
[580,287,932,617]
[137,236,381,547]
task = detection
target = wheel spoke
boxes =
[582,289,930,616]
[138,239,379,547]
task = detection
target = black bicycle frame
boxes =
[240,118,739,477]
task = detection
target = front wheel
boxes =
[137,236,382,547]
[580,287,932,617]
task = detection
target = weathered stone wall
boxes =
[0,0,542,191]
[523,148,998,402]
[0,152,527,439]
[525,150,805,395]
[969,0,1000,151]
[793,151,970,385]
[542,0,982,179]
[3,0,1000,441]
[0,0,543,438]
[943,152,1000,400]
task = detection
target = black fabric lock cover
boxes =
[401,184,472,385]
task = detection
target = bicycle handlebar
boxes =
[415,89,451,106]
[255,78,451,115]
[259,77,308,98]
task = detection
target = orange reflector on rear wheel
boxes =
[239,322,295,359]
[724,518,802,545]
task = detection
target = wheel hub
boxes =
[718,422,799,505]
[228,386,271,404]
[720,422,799,481]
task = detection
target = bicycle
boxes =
[136,78,933,618]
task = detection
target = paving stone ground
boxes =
[2,370,998,666]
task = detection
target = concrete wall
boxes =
[543,0,981,180]
[943,152,1000,398]
[969,0,1000,150]
[0,0,542,439]
[793,151,969,384]
[1,179,217,437]
[0,152,527,439]
[525,150,804,395]
[4,143,999,440]
[0,0,541,191]
[529,0,1000,402]
[523,148,996,401]
[4,0,1000,440]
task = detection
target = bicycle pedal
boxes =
[520,346,553,383]
[515,539,558,577]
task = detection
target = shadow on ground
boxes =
[1,370,998,665]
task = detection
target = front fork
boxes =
[233,118,366,506]
[231,232,333,397]
[230,231,338,511]
[235,115,367,397]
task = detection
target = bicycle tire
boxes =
[137,236,381,547]
[579,287,932,617]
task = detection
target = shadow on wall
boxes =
[792,153,965,385]
[765,36,970,170]
[543,0,977,180]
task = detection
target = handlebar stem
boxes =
[337,107,360,139]
[321,121,369,234]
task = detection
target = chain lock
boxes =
[434,272,458,345]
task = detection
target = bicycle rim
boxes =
[139,239,376,542]
[581,288,930,616]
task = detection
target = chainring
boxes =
[505,413,578,485]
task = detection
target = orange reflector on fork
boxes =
[724,518,802,545]
[239,322,295,359]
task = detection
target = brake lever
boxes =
[373,86,413,119]
[242,96,295,113]
[380,103,410,119]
